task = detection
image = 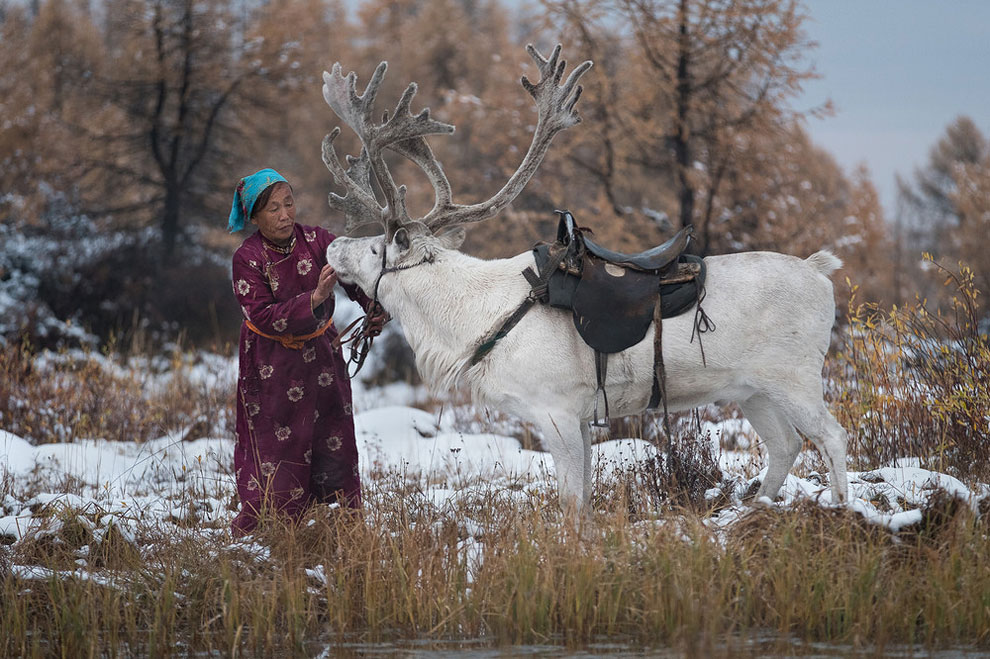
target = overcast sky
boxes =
[796,0,990,215]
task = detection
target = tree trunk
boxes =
[162,182,181,259]
[674,0,694,233]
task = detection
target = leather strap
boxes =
[469,243,568,366]
[592,350,610,427]
[650,296,672,439]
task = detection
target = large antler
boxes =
[321,45,592,237]
[423,44,592,231]
[321,61,455,237]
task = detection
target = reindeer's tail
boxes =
[806,250,842,277]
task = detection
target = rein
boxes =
[336,242,434,378]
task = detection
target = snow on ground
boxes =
[2,329,988,576]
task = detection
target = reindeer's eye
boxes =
[371,246,378,256]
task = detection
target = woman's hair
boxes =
[250,181,290,218]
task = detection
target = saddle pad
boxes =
[532,246,706,354]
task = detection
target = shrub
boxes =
[828,257,990,482]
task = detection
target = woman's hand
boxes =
[366,303,390,337]
[311,264,338,310]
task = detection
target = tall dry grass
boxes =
[2,475,988,656]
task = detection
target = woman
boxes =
[227,168,384,536]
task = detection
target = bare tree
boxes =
[80,0,311,257]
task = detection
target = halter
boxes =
[336,237,435,378]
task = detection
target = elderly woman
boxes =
[227,168,384,536]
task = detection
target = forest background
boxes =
[1,0,989,350]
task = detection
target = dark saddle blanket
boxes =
[530,212,705,354]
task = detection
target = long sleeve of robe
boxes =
[230,223,371,536]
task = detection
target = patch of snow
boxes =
[1,430,35,474]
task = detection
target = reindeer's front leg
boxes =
[579,422,594,507]
[537,411,589,514]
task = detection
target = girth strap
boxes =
[469,243,568,366]
[649,296,672,439]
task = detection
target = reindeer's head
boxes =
[321,45,592,296]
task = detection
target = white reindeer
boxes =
[320,45,848,511]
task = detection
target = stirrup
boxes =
[591,350,610,427]
[591,388,609,428]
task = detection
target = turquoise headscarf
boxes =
[228,168,289,232]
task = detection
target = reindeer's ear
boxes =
[437,226,466,249]
[393,227,411,251]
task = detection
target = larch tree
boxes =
[541,0,827,254]
[0,0,102,223]
[898,116,990,295]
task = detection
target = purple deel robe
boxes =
[230,223,372,536]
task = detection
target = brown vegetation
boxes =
[828,258,990,483]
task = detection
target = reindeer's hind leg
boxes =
[789,402,848,503]
[772,387,849,503]
[740,394,802,501]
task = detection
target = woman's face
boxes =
[251,182,296,245]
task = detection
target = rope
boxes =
[690,280,716,366]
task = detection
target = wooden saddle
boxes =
[471,210,713,428]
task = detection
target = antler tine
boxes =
[422,44,593,231]
[322,62,386,142]
[378,82,456,145]
[520,43,593,133]
[321,130,383,232]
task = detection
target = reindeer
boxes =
[319,45,848,512]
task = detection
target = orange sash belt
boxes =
[245,319,333,350]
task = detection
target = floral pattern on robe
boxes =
[231,223,371,536]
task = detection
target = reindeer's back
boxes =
[664,250,838,373]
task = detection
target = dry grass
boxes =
[0,336,235,445]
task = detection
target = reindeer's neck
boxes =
[378,249,531,391]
